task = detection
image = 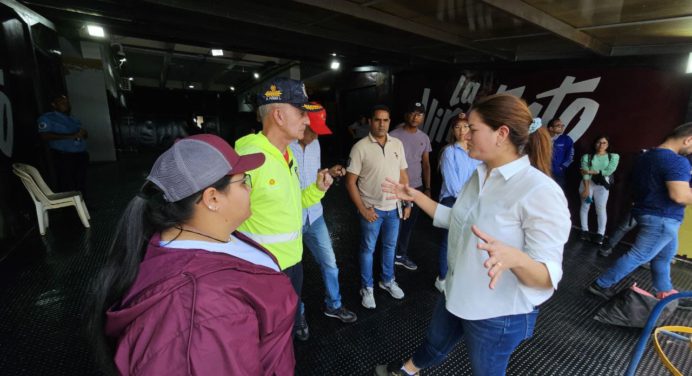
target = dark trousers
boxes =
[283,262,304,328]
[395,185,422,258]
[51,150,89,197]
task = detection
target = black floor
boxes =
[1,153,691,376]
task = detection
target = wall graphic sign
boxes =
[418,73,601,144]
[0,68,14,158]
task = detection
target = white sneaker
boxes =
[378,280,405,299]
[360,287,376,309]
[434,277,445,294]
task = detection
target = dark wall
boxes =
[121,86,245,147]
[0,4,62,246]
[391,60,692,233]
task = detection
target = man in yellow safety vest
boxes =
[235,77,333,341]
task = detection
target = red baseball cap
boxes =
[306,102,333,135]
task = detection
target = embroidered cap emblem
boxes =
[264,85,282,100]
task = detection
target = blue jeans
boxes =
[437,196,456,279]
[359,208,399,288]
[412,297,538,376]
[301,215,342,311]
[597,214,681,292]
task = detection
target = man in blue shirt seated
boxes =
[588,123,692,308]
[37,94,89,196]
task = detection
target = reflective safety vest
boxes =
[235,132,324,270]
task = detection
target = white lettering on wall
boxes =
[0,68,14,158]
[419,74,602,143]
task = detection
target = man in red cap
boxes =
[289,103,357,336]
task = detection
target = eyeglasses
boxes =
[230,173,252,188]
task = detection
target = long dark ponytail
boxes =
[87,175,231,374]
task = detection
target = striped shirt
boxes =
[290,139,323,225]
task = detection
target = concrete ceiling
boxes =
[18,0,692,91]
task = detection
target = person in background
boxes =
[435,113,480,293]
[599,148,650,256]
[377,94,570,376]
[38,94,89,196]
[599,209,637,257]
[289,103,357,325]
[348,114,370,140]
[546,118,574,190]
[588,124,692,310]
[89,134,298,375]
[579,136,620,245]
[235,78,334,342]
[389,102,433,271]
[346,105,408,310]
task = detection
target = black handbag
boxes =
[588,153,614,190]
[592,172,612,190]
[593,284,678,328]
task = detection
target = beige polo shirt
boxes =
[347,133,407,211]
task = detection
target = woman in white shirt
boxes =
[377,94,571,376]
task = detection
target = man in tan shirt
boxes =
[346,105,409,309]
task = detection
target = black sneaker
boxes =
[599,239,612,257]
[598,247,613,257]
[294,314,309,341]
[374,361,418,376]
[593,234,604,246]
[579,230,590,241]
[587,281,617,300]
[324,306,358,323]
[395,255,418,271]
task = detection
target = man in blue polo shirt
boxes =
[547,117,574,190]
[38,94,89,196]
[589,123,692,304]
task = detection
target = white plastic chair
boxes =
[12,163,90,235]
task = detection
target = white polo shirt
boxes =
[433,156,571,320]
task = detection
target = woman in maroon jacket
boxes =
[89,134,297,375]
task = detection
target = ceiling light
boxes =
[229,86,235,91]
[86,25,105,38]
[330,60,341,70]
[253,72,260,79]
[188,84,195,89]
[331,52,337,56]
[687,52,692,74]
[211,49,223,56]
[128,77,134,81]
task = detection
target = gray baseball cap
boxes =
[147,134,264,202]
